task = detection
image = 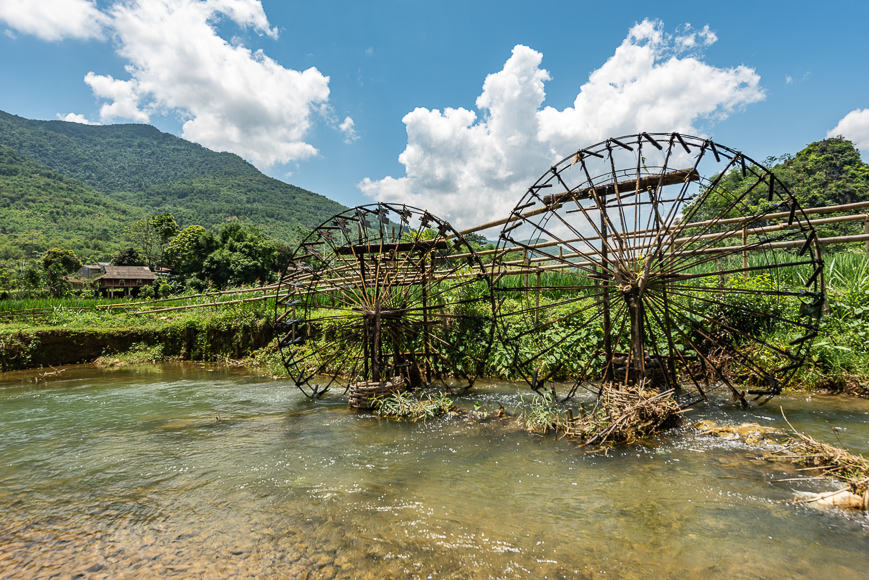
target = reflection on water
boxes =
[1,363,869,579]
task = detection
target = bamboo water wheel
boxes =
[491,132,825,406]
[275,203,495,400]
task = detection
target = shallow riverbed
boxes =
[1,363,868,579]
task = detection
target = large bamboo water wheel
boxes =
[491,132,825,406]
[275,203,494,400]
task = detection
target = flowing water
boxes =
[1,363,869,579]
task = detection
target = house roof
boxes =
[94,266,158,281]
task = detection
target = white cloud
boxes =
[76,0,331,167]
[57,112,99,125]
[360,19,765,230]
[537,20,763,154]
[360,45,554,230]
[84,72,150,123]
[0,0,108,41]
[339,117,358,143]
[205,0,276,38]
[5,0,339,168]
[828,108,869,153]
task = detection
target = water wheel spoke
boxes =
[644,292,782,387]
[644,288,800,363]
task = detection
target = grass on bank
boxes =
[4,249,869,396]
[0,295,275,372]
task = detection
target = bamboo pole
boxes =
[864,216,869,259]
[448,211,869,262]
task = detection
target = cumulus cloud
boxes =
[360,19,765,230]
[77,0,331,166]
[828,108,869,154]
[6,0,348,168]
[359,45,553,229]
[339,117,358,143]
[536,20,763,154]
[57,112,99,125]
[84,72,150,123]
[0,0,109,41]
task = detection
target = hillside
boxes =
[0,110,346,253]
[687,137,869,237]
[0,146,147,262]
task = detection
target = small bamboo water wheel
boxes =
[491,132,825,406]
[275,203,495,403]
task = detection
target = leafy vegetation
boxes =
[0,291,275,371]
[3,120,869,399]
[0,145,146,262]
[691,137,869,239]
[373,391,457,421]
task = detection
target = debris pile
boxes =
[785,428,869,497]
[371,390,456,420]
[693,420,787,446]
[565,386,683,446]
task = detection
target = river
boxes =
[1,363,868,579]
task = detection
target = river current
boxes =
[1,363,868,579]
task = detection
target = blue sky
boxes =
[1,0,867,228]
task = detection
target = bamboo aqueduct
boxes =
[272,132,838,408]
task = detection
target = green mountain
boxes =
[774,137,869,209]
[0,110,346,261]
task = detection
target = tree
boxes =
[113,247,144,266]
[201,222,276,287]
[0,265,12,293]
[151,212,179,265]
[685,137,869,239]
[165,225,208,275]
[17,229,46,259]
[41,248,82,274]
[272,241,294,273]
[22,263,43,293]
[44,264,73,297]
[124,218,159,266]
[124,213,178,267]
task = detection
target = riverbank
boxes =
[3,286,869,398]
[0,303,274,372]
[5,317,868,398]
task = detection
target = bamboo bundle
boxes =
[348,378,406,409]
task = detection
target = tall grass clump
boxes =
[373,391,456,421]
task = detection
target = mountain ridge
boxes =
[0,110,347,261]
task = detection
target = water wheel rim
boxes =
[491,132,823,405]
[275,203,495,399]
